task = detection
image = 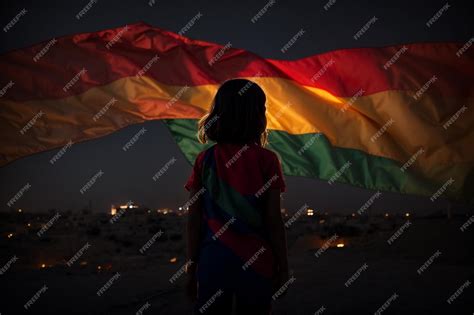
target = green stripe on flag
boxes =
[164,119,439,199]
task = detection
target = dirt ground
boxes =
[1,213,473,314]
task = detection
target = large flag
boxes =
[0,22,472,201]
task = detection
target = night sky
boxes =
[0,0,472,213]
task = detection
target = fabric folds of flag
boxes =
[0,22,472,201]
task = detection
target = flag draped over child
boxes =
[0,22,472,201]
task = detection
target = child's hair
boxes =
[198,79,268,147]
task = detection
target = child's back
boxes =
[185,79,289,315]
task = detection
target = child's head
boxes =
[198,79,268,146]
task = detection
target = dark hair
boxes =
[198,79,268,146]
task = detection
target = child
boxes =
[184,79,289,314]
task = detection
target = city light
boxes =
[405,212,410,217]
[169,257,177,263]
[307,209,314,216]
[336,243,345,248]
[7,233,13,239]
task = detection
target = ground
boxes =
[1,212,473,314]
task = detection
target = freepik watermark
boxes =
[20,110,45,135]
[66,242,91,267]
[417,250,441,274]
[50,140,73,165]
[182,187,206,209]
[225,144,249,168]
[165,86,190,109]
[285,203,309,228]
[383,46,408,70]
[387,220,411,245]
[109,200,132,224]
[430,178,454,201]
[212,217,236,240]
[3,8,27,33]
[6,182,31,208]
[24,285,48,310]
[357,191,382,215]
[255,174,279,197]
[63,68,87,92]
[209,42,232,66]
[315,234,338,258]
[353,16,378,40]
[459,215,474,232]
[76,0,98,20]
[426,3,450,28]
[446,280,470,304]
[80,170,104,194]
[152,156,177,182]
[178,12,203,36]
[242,246,266,270]
[93,97,117,121]
[152,157,177,181]
[328,161,351,185]
[169,260,193,283]
[344,263,368,287]
[374,293,398,315]
[139,230,163,254]
[340,88,364,112]
[298,133,321,155]
[33,38,57,62]
[274,100,293,120]
[106,25,129,49]
[97,272,121,296]
[123,127,147,151]
[323,0,337,11]
[413,75,437,101]
[310,59,335,83]
[136,302,151,315]
[37,212,61,237]
[251,0,276,23]
[400,148,424,172]
[136,55,159,78]
[199,289,223,313]
[281,29,305,53]
[370,118,394,142]
[272,276,296,300]
[0,80,15,97]
[314,306,327,315]
[443,105,468,130]
[456,37,473,57]
[0,255,18,275]
[238,72,263,95]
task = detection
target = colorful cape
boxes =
[0,22,472,201]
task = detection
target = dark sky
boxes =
[0,0,472,214]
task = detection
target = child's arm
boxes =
[264,189,289,282]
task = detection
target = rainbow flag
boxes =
[0,22,472,201]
